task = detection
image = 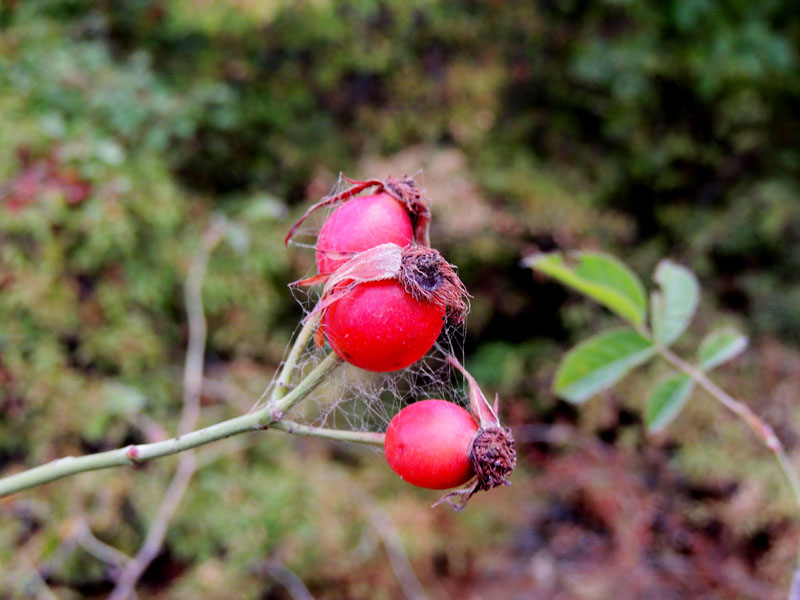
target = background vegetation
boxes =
[2,0,800,598]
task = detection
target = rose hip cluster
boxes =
[286,175,516,510]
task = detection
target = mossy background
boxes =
[2,1,800,598]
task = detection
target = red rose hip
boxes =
[316,192,413,274]
[285,175,432,262]
[323,279,445,372]
[384,400,479,489]
[296,243,469,372]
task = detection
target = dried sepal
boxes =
[292,243,469,345]
[399,245,469,323]
[284,175,431,247]
[469,425,516,492]
[433,357,517,511]
[446,356,499,428]
[431,485,477,512]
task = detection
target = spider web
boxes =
[253,173,469,434]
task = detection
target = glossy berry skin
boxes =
[384,400,479,489]
[323,280,445,372]
[316,193,413,274]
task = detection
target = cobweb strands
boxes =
[267,173,471,436]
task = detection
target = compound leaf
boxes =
[645,372,694,433]
[554,329,655,403]
[525,251,647,327]
[698,327,748,371]
[651,260,699,346]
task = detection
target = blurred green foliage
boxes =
[2,0,800,597]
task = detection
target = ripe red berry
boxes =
[382,358,518,510]
[384,400,479,489]
[323,279,446,371]
[296,244,468,372]
[316,192,413,274]
[284,175,432,260]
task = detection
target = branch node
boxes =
[125,446,140,464]
[764,425,781,452]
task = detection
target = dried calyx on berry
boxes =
[284,175,432,248]
[398,245,468,322]
[433,356,517,511]
[295,242,470,344]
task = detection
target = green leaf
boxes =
[698,327,748,371]
[651,260,699,345]
[645,373,694,433]
[554,329,655,403]
[525,251,647,326]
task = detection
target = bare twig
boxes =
[21,553,59,600]
[353,486,428,600]
[369,509,428,600]
[108,222,223,600]
[263,561,316,600]
[0,351,344,497]
[108,453,197,600]
[659,347,800,508]
[75,519,132,571]
[178,223,223,438]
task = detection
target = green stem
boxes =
[659,346,800,509]
[271,421,385,446]
[271,313,320,404]
[0,352,343,498]
[268,352,343,418]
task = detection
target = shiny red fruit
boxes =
[384,400,478,489]
[323,279,445,372]
[316,192,413,274]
